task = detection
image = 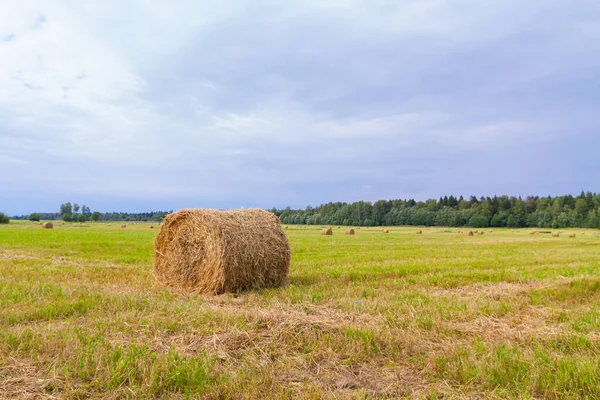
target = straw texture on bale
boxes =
[321,228,333,235]
[42,222,53,229]
[154,208,290,295]
[345,228,355,235]
[552,232,559,237]
[416,230,423,234]
[569,233,576,238]
[465,231,474,236]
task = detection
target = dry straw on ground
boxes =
[42,222,53,229]
[154,208,291,295]
[345,228,355,235]
[321,228,333,235]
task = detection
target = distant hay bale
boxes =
[42,222,53,229]
[530,231,537,235]
[154,208,290,295]
[479,231,484,235]
[149,225,154,229]
[345,228,355,235]
[569,233,576,238]
[416,230,423,234]
[321,228,333,235]
[465,231,474,236]
[382,229,389,233]
[552,232,559,237]
[121,225,127,229]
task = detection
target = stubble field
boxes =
[1,222,599,399]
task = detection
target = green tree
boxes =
[77,214,88,222]
[73,203,80,215]
[468,214,488,228]
[507,214,517,228]
[0,213,9,224]
[28,213,40,222]
[585,209,599,229]
[90,211,101,222]
[60,202,73,221]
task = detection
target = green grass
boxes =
[1,221,600,398]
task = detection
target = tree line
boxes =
[10,202,169,222]
[6,193,600,228]
[271,192,600,229]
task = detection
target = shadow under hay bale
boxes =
[154,208,290,294]
[345,228,355,235]
[321,228,333,235]
[42,222,53,229]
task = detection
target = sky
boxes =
[1,0,600,215]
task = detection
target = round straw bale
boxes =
[381,229,389,233]
[552,232,559,237]
[149,225,154,229]
[321,228,333,235]
[479,231,484,235]
[121,225,127,228]
[416,230,423,234]
[465,231,474,236]
[154,209,290,294]
[345,228,355,235]
[569,233,576,238]
[42,222,53,229]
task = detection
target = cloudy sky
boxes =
[1,0,599,215]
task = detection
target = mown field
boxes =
[1,221,600,399]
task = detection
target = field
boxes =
[1,222,600,399]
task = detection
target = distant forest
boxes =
[271,192,600,229]
[11,202,169,222]
[9,192,600,228]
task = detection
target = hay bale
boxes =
[381,229,389,233]
[552,232,559,237]
[149,225,154,229]
[416,230,423,234]
[154,208,290,294]
[569,233,576,238]
[121,225,127,229]
[345,228,355,235]
[42,222,53,229]
[321,228,333,235]
[479,231,484,235]
[465,231,474,236]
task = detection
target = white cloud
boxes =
[0,0,598,213]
